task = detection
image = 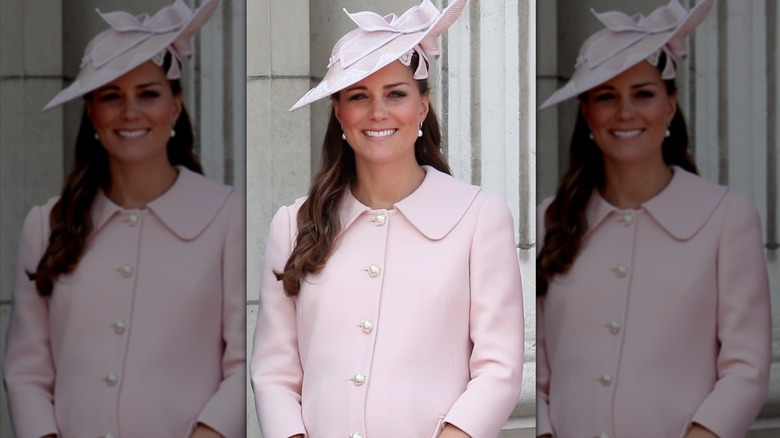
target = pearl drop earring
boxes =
[418,122,423,138]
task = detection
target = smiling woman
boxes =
[250,1,524,438]
[2,1,246,437]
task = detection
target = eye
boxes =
[593,92,615,102]
[348,93,367,101]
[388,90,407,99]
[635,89,655,99]
[97,92,121,102]
[140,89,161,99]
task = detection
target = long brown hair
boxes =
[276,54,451,297]
[537,55,698,296]
[28,57,203,297]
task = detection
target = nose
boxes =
[616,98,635,120]
[121,97,141,120]
[369,98,388,120]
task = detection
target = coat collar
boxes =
[586,166,727,240]
[339,165,481,240]
[92,166,233,240]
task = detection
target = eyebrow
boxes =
[95,82,164,92]
[593,81,659,92]
[344,82,410,93]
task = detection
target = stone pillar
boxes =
[0,0,64,434]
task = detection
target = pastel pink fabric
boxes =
[251,167,524,438]
[539,0,714,110]
[3,168,246,438]
[43,0,220,111]
[290,0,467,111]
[536,167,771,438]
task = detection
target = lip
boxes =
[363,129,397,138]
[610,128,644,139]
[116,129,150,139]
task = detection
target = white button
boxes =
[125,211,139,226]
[598,373,613,386]
[373,212,387,226]
[350,434,364,438]
[118,264,134,278]
[359,320,374,334]
[607,320,621,334]
[612,264,628,278]
[105,373,119,386]
[597,434,610,438]
[367,264,381,278]
[105,433,116,438]
[352,373,366,386]
[112,320,126,334]
[619,212,634,226]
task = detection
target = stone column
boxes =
[0,0,64,434]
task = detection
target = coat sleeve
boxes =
[196,193,247,438]
[442,194,525,438]
[534,199,554,437]
[250,205,307,438]
[3,205,60,438]
[691,193,771,437]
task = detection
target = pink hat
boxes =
[290,0,467,112]
[539,0,714,110]
[43,0,221,111]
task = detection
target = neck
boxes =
[352,159,426,210]
[105,161,179,209]
[600,159,673,209]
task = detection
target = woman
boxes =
[3,1,245,437]
[250,1,524,437]
[536,1,770,437]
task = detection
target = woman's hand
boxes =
[439,423,471,438]
[191,423,223,438]
[684,424,718,438]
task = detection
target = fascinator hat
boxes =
[290,0,467,111]
[42,0,221,111]
[539,0,714,110]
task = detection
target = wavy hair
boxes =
[276,54,451,296]
[28,57,203,297]
[537,54,698,296]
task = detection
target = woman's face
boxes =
[86,61,181,169]
[332,61,429,169]
[581,61,676,168]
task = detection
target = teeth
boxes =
[612,129,642,138]
[117,129,147,138]
[364,129,396,138]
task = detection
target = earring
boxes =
[170,128,176,138]
[418,122,423,138]
[341,125,346,141]
[665,128,670,138]
[94,133,100,140]
[588,132,594,140]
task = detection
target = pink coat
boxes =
[3,167,246,438]
[251,166,524,438]
[537,167,771,438]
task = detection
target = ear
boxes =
[666,93,677,125]
[332,98,343,124]
[172,93,182,124]
[420,91,430,122]
[579,99,591,123]
[85,99,95,123]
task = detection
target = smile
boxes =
[611,129,643,139]
[116,129,149,138]
[363,129,397,138]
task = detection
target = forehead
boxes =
[347,60,415,89]
[592,61,664,90]
[96,61,168,90]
